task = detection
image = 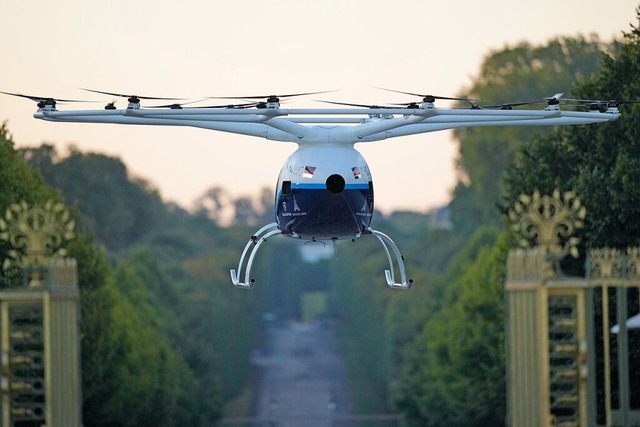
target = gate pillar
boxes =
[505,247,552,426]
[0,201,82,426]
[506,190,589,427]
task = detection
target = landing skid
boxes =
[367,228,413,290]
[230,223,281,289]
[230,224,413,289]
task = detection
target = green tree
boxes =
[19,145,166,251]
[451,36,606,234]
[102,252,206,425]
[0,124,62,290]
[394,228,508,426]
[504,12,640,250]
[2,132,236,424]
[0,125,59,222]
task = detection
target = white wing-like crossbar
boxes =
[34,102,620,145]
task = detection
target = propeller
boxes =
[210,90,335,105]
[0,90,89,108]
[146,101,260,110]
[560,96,640,109]
[375,87,474,103]
[316,100,401,109]
[190,102,260,109]
[81,88,183,105]
[546,92,564,105]
[477,93,565,110]
[388,101,433,109]
[479,99,547,110]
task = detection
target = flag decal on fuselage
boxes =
[303,166,316,178]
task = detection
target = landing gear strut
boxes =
[367,228,413,289]
[230,224,413,289]
[230,223,281,289]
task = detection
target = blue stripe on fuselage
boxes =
[290,183,370,190]
[274,183,370,210]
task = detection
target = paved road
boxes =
[253,323,353,426]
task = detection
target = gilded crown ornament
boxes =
[508,189,586,262]
[0,200,75,288]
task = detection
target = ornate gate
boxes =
[506,190,640,427]
[0,201,82,426]
[586,249,640,426]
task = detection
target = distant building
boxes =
[426,205,452,230]
[299,241,335,263]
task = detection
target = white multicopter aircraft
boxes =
[1,89,621,289]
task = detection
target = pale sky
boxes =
[0,1,637,214]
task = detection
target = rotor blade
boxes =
[559,97,600,103]
[480,99,547,109]
[480,92,567,109]
[81,88,183,101]
[562,97,640,105]
[316,100,399,109]
[0,91,88,103]
[211,90,334,100]
[188,102,260,109]
[388,101,428,108]
[560,98,616,104]
[146,101,261,109]
[145,99,209,109]
[374,87,473,102]
[562,103,594,108]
